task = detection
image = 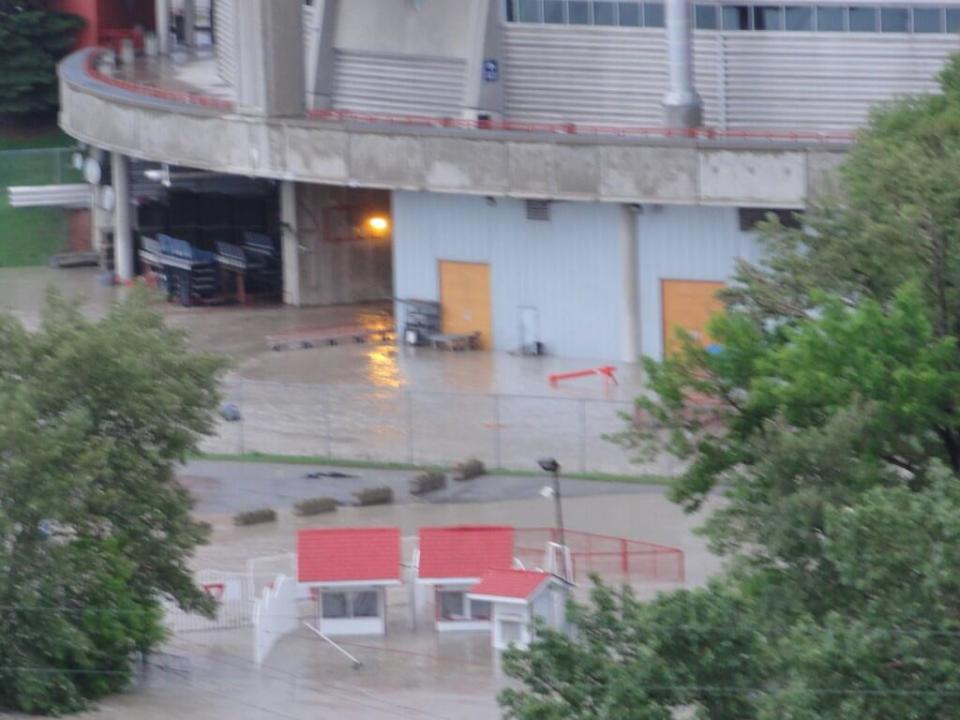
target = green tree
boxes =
[0,287,228,714]
[0,1,84,117]
[501,52,960,720]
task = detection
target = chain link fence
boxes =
[205,379,654,476]
[0,147,86,267]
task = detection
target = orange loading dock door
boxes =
[661,280,726,356]
[439,261,492,349]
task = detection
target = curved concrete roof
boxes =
[58,50,848,207]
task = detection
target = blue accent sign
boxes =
[483,59,499,82]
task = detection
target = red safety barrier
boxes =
[84,49,235,112]
[548,365,618,388]
[514,528,685,585]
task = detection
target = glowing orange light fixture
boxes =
[367,216,390,233]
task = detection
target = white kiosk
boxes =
[297,527,401,636]
[468,569,571,650]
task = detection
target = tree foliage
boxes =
[0,287,228,713]
[0,0,84,117]
[501,53,960,720]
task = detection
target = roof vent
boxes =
[525,199,551,221]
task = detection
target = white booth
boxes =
[297,527,401,636]
[468,569,571,650]
[416,525,516,632]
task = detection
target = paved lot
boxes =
[180,459,669,515]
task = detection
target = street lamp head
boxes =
[537,457,560,473]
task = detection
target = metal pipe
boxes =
[663,0,703,128]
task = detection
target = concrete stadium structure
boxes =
[58,0,960,360]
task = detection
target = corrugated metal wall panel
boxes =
[332,50,467,116]
[502,25,670,125]
[393,192,623,359]
[214,0,235,86]
[637,206,763,360]
[720,33,960,129]
[502,24,959,130]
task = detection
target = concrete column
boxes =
[306,0,338,109]
[235,0,305,117]
[183,0,197,47]
[280,180,301,306]
[464,0,505,120]
[619,205,639,363]
[110,153,135,282]
[662,0,702,128]
[155,0,171,55]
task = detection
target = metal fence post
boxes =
[578,399,587,473]
[323,384,332,458]
[492,394,502,469]
[405,391,414,463]
[238,379,246,454]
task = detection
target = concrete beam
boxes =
[59,51,848,209]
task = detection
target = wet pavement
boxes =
[1,268,670,474]
[181,459,672,515]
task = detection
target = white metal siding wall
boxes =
[637,205,763,360]
[502,24,959,129]
[719,33,959,129]
[502,25,670,124]
[332,50,467,116]
[214,0,236,86]
[393,192,623,359]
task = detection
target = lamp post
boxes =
[537,457,565,548]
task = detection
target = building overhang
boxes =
[59,49,849,208]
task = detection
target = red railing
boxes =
[83,49,235,112]
[82,48,855,144]
[514,528,685,585]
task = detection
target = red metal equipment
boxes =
[548,365,618,388]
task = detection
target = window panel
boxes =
[352,591,379,618]
[695,4,718,29]
[723,5,751,29]
[518,0,542,21]
[439,591,466,620]
[506,0,517,21]
[946,7,960,31]
[913,7,943,32]
[754,5,782,30]
[644,1,665,26]
[595,1,618,24]
[619,1,641,25]
[849,6,877,31]
[569,0,591,23]
[544,0,566,22]
[322,592,348,619]
[880,7,909,31]
[470,599,493,621]
[785,5,813,30]
[817,5,845,30]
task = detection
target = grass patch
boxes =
[0,124,75,150]
[0,136,83,267]
[192,451,671,486]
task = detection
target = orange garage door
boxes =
[661,280,726,356]
[439,261,493,349]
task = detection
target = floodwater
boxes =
[0,269,722,719]
[0,268,675,474]
[71,488,722,720]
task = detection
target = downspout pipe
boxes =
[662,0,703,128]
